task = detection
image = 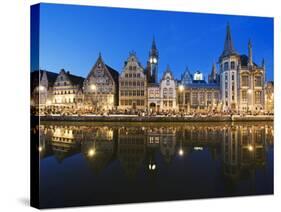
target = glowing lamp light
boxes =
[38,85,45,92]
[178,149,184,156]
[88,148,96,157]
[149,164,156,170]
[248,145,254,152]
[90,84,96,91]
[38,146,42,152]
[247,89,252,94]
[194,147,203,151]
[179,85,184,92]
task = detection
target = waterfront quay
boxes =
[39,114,273,122]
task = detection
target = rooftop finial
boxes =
[262,58,265,68]
[149,36,158,58]
[98,51,102,57]
[248,39,253,66]
[152,35,156,49]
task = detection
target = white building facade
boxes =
[219,24,266,113]
[160,66,178,112]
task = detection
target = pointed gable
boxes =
[181,67,193,85]
[85,54,119,87]
[162,65,174,80]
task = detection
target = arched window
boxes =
[224,62,229,71]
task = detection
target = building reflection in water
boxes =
[38,122,273,182]
[81,127,117,174]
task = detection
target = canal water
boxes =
[37,122,273,208]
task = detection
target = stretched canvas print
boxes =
[30,3,274,209]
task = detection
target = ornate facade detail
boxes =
[147,84,160,113]
[52,69,84,110]
[31,70,58,109]
[219,24,266,113]
[119,52,147,111]
[83,54,119,112]
[160,66,177,112]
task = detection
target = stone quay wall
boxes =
[39,115,273,122]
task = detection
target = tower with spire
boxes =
[219,23,240,112]
[146,37,159,83]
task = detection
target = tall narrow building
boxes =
[146,37,159,83]
[219,23,266,113]
[237,40,266,113]
[160,65,177,112]
[119,52,147,111]
[219,23,240,112]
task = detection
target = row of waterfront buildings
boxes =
[31,24,274,114]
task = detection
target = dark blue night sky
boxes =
[34,3,274,81]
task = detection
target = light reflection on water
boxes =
[37,122,273,208]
